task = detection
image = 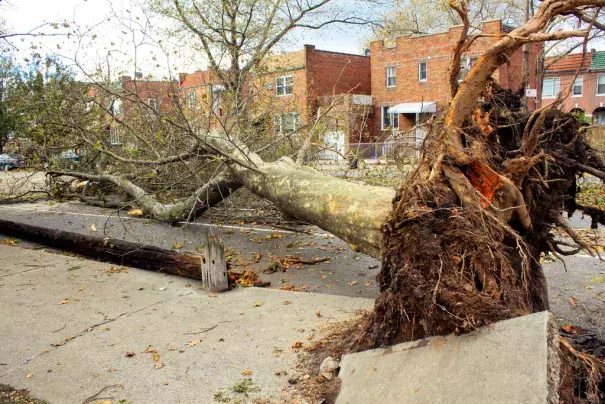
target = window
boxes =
[109,128,120,145]
[188,91,197,108]
[542,77,560,98]
[274,113,300,135]
[419,62,427,82]
[572,76,583,97]
[386,67,396,88]
[211,85,225,116]
[598,74,605,95]
[594,109,605,125]
[111,99,123,116]
[459,57,478,81]
[148,98,159,111]
[276,76,293,96]
[381,106,399,130]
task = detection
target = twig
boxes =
[83,384,122,404]
[183,325,218,335]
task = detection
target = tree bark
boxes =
[229,157,395,259]
[0,218,207,280]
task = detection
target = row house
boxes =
[369,20,542,158]
[175,45,372,157]
[93,76,180,146]
[105,21,542,162]
[254,45,372,157]
[541,50,605,124]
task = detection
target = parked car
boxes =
[0,154,21,171]
[10,154,26,168]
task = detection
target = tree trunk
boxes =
[229,157,394,259]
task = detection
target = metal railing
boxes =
[348,141,420,161]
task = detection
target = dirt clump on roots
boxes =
[315,85,605,402]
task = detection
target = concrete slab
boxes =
[0,245,374,403]
[336,312,560,404]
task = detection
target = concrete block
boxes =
[336,312,560,404]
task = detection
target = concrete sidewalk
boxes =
[0,244,373,403]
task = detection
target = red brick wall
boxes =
[305,45,372,98]
[369,20,543,139]
[120,76,180,115]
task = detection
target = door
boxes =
[319,131,346,160]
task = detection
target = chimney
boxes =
[364,48,371,57]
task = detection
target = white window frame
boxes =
[148,98,159,111]
[386,67,396,88]
[274,112,300,135]
[109,128,120,146]
[459,57,478,82]
[418,61,427,82]
[276,76,293,97]
[111,99,123,116]
[188,91,197,108]
[572,76,583,97]
[381,106,399,130]
[597,74,605,96]
[542,77,560,99]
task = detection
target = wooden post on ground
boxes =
[201,232,229,293]
[0,218,228,292]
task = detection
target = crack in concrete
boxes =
[0,291,193,378]
[0,265,56,278]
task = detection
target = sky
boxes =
[2,0,377,79]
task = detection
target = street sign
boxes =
[525,88,538,98]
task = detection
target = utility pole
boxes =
[521,0,531,112]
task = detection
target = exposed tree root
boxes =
[344,86,605,357]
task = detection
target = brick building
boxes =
[369,20,543,154]
[254,45,372,157]
[178,70,225,134]
[541,50,605,124]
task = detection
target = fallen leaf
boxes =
[153,352,161,362]
[155,361,164,369]
[89,223,97,232]
[253,301,263,307]
[569,297,577,307]
[187,339,201,347]
[25,374,32,379]
[159,287,167,291]
[125,352,135,357]
[283,300,292,305]
[315,310,322,318]
[172,242,185,250]
[127,209,143,216]
[561,324,582,334]
[60,299,69,305]
[107,368,117,372]
[292,341,303,349]
[241,369,252,376]
[348,281,358,286]
[208,293,218,298]
[163,381,169,385]
[281,284,295,291]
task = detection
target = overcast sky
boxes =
[3,0,376,79]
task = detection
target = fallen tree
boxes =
[33,0,605,399]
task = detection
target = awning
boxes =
[388,102,437,114]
